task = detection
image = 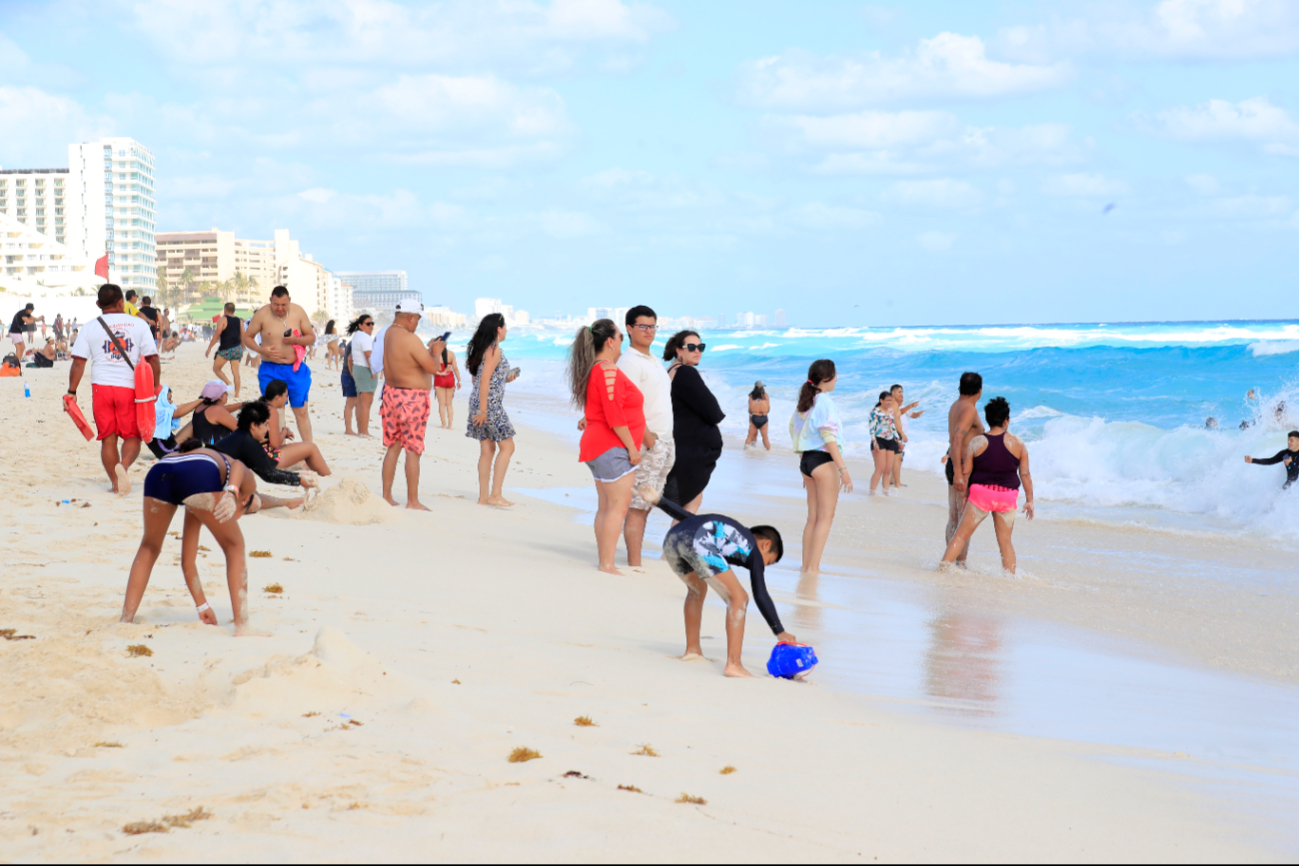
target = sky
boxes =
[2,0,1297,326]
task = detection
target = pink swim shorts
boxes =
[967,484,1018,514]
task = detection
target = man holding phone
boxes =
[243,286,317,442]
[379,299,447,510]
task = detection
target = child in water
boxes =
[1245,431,1299,489]
[638,486,795,677]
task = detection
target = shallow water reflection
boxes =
[923,604,1003,717]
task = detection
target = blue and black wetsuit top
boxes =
[1250,448,1299,488]
[655,496,786,636]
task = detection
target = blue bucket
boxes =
[766,642,818,679]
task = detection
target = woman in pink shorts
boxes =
[941,396,1034,574]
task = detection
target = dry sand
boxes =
[0,345,1286,861]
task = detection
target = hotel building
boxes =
[0,137,156,295]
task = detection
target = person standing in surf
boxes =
[941,397,1034,574]
[1245,431,1299,489]
[946,372,985,565]
[790,360,852,574]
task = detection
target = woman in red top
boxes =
[568,318,646,575]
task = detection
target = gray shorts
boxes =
[630,436,675,510]
[586,446,635,483]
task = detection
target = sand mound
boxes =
[224,629,421,717]
[0,629,211,753]
[297,476,393,525]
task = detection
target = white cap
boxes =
[395,299,423,314]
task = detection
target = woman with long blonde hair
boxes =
[568,318,645,575]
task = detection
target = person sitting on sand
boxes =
[257,379,332,477]
[214,402,319,495]
[380,299,447,510]
[177,380,242,446]
[120,441,258,633]
[1245,431,1299,489]
[941,397,1034,574]
[638,486,795,678]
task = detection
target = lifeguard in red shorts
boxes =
[379,298,447,510]
[68,284,161,495]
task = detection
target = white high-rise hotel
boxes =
[0,136,156,294]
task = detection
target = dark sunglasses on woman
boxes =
[685,342,706,352]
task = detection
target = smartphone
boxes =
[437,331,451,342]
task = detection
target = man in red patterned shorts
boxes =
[380,299,446,510]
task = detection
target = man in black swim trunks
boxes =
[946,372,984,563]
[1245,431,1299,489]
[639,485,795,678]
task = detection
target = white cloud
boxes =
[0,86,112,166]
[1138,97,1299,156]
[579,168,725,209]
[917,231,957,252]
[129,0,674,72]
[1042,173,1130,197]
[738,34,1072,111]
[1185,173,1221,195]
[881,179,983,209]
[996,0,1299,61]
[762,110,1084,174]
[538,209,610,238]
[789,203,883,231]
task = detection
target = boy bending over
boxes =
[640,487,795,677]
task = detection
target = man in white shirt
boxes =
[617,305,676,566]
[68,283,161,495]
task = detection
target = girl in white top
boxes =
[789,359,852,574]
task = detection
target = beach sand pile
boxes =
[0,346,1285,860]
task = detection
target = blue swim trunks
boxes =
[259,361,312,407]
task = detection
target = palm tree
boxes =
[179,268,197,305]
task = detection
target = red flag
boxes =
[94,254,109,279]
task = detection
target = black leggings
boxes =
[800,450,835,477]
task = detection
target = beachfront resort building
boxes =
[336,270,407,295]
[155,227,348,318]
[0,210,97,294]
[0,136,156,296]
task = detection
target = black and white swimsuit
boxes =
[654,496,786,636]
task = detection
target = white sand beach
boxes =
[1,346,1295,861]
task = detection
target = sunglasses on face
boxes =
[362,321,374,327]
[631,324,658,332]
[684,342,705,353]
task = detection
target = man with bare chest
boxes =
[379,299,446,510]
[243,285,318,442]
[946,371,984,564]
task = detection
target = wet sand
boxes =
[0,345,1292,861]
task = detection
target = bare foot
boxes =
[598,564,624,576]
[383,495,400,507]
[406,500,431,511]
[285,496,305,509]
[344,431,357,436]
[487,496,515,507]
[723,663,756,678]
[113,463,131,496]
[681,652,707,662]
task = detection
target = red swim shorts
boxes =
[381,387,431,454]
[91,384,140,441]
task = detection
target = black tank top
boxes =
[969,432,1021,490]
[11,311,28,333]
[193,406,223,446]
[219,316,241,350]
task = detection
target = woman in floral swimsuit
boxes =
[869,390,904,495]
[466,313,521,506]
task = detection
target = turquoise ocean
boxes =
[482,319,1299,542]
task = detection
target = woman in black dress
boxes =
[662,330,725,515]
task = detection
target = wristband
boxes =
[196,602,211,613]
[224,484,239,494]
[67,389,77,395]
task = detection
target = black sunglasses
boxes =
[362,321,374,327]
[684,342,706,352]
